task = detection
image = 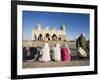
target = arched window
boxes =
[58,35,62,41]
[45,33,50,41]
[38,34,43,41]
[52,34,57,41]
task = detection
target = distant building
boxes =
[32,24,67,41]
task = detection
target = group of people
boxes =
[23,33,89,62]
[39,43,71,62]
[23,43,71,62]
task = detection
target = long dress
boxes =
[61,47,71,61]
[77,47,87,57]
[52,43,61,61]
[39,43,51,62]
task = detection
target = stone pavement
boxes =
[23,58,89,68]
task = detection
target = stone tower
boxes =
[36,24,41,30]
[61,25,66,31]
[61,25,67,41]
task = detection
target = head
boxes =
[56,43,60,47]
[81,33,85,37]
[63,43,68,48]
[44,43,49,48]
[26,46,29,50]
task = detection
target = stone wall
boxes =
[22,40,76,48]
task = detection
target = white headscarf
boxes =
[44,43,49,48]
[56,43,60,47]
[39,43,51,62]
[64,43,68,48]
[77,47,87,57]
[52,43,61,61]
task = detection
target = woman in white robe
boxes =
[39,43,51,62]
[52,43,61,61]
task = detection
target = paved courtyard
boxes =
[23,57,89,68]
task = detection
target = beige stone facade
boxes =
[32,24,67,41]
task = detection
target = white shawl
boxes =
[77,47,87,57]
[39,43,51,62]
[52,43,61,61]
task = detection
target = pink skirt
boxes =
[61,48,71,61]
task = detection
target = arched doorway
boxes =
[38,34,43,41]
[45,33,50,41]
[52,34,57,41]
[58,35,62,41]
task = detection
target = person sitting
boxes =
[76,33,89,57]
[39,43,51,62]
[61,43,71,61]
[24,44,38,61]
[28,47,38,61]
[52,43,61,61]
[23,47,28,61]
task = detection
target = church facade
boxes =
[32,24,67,41]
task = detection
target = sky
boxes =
[22,11,90,40]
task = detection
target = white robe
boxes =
[77,47,87,57]
[52,43,61,61]
[39,43,51,62]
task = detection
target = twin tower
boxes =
[32,24,67,41]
